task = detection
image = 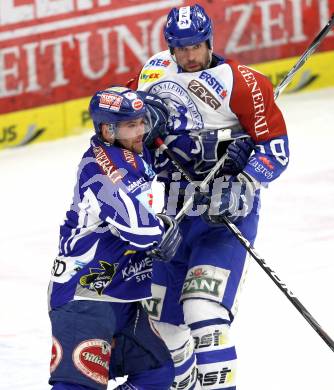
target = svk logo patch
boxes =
[80,261,118,295]
[73,339,111,385]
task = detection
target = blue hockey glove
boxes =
[137,91,169,149]
[202,177,254,224]
[221,137,255,175]
[148,214,182,261]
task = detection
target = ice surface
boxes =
[0,88,333,389]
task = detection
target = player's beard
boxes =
[181,50,213,72]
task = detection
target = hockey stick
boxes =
[154,138,334,352]
[274,13,334,99]
[149,12,334,351]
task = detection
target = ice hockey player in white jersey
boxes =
[129,4,290,390]
[47,86,182,390]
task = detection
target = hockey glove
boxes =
[148,213,182,262]
[202,177,254,224]
[137,91,169,149]
[221,137,255,175]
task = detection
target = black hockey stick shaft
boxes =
[274,13,334,99]
[220,215,334,352]
[156,140,334,352]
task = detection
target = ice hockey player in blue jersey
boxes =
[47,86,182,390]
[130,4,290,390]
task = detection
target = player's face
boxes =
[173,42,211,72]
[116,117,146,153]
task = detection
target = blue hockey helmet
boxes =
[164,4,213,49]
[89,87,149,139]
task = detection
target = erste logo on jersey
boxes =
[199,71,228,100]
[99,93,123,111]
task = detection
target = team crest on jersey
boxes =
[73,339,111,385]
[80,261,118,295]
[149,81,203,130]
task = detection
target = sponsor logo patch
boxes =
[99,93,123,111]
[237,65,269,138]
[122,148,137,169]
[141,284,166,320]
[193,329,226,350]
[80,261,118,295]
[50,336,63,373]
[140,69,164,83]
[248,156,273,179]
[188,79,221,110]
[132,98,144,110]
[147,58,171,68]
[199,71,228,100]
[198,367,233,387]
[93,146,123,183]
[259,155,274,170]
[182,265,230,302]
[73,339,111,385]
[122,257,152,283]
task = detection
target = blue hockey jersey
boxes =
[48,135,164,309]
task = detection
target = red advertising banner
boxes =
[0,0,333,115]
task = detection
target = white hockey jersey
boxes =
[135,50,289,185]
